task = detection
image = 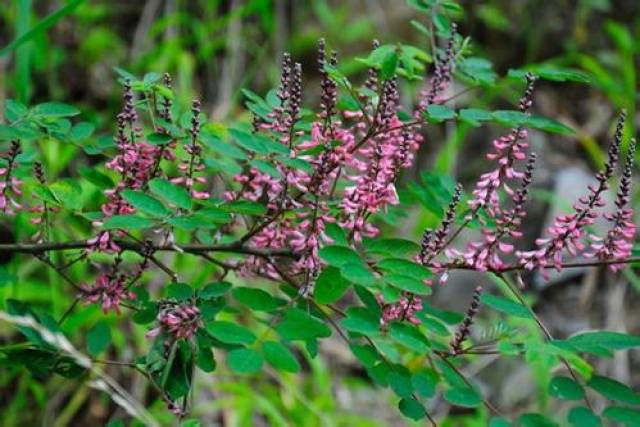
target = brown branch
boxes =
[429,257,640,273]
[0,240,295,259]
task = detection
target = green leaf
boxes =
[33,102,80,118]
[568,407,601,427]
[195,346,216,373]
[149,178,192,210]
[377,258,432,280]
[339,262,375,286]
[458,57,497,85]
[167,283,193,301]
[389,322,430,352]
[536,66,591,83]
[389,371,413,398]
[69,122,95,142]
[398,397,427,421]
[412,370,438,398]
[206,321,256,345]
[340,307,380,335]
[195,208,232,224]
[481,293,532,319]
[364,238,420,257]
[385,274,430,295]
[425,104,457,122]
[147,132,173,145]
[315,266,351,304]
[549,376,585,401]
[492,110,529,127]
[319,245,362,267]
[220,200,267,216]
[262,341,300,373]
[232,287,277,312]
[444,387,482,408]
[229,128,269,154]
[87,320,111,356]
[103,215,154,230]
[202,133,247,160]
[526,115,575,135]
[227,348,263,374]
[200,282,232,298]
[78,167,114,190]
[121,190,170,217]
[349,344,380,368]
[251,159,282,178]
[168,215,217,230]
[380,49,399,80]
[489,417,513,427]
[276,308,331,341]
[518,413,559,427]
[588,375,640,405]
[566,331,640,354]
[459,108,493,126]
[50,179,82,209]
[602,406,640,425]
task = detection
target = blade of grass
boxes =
[15,0,32,103]
[0,0,86,57]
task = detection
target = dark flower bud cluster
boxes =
[159,72,173,122]
[317,38,338,123]
[172,99,209,200]
[419,183,463,265]
[450,286,482,355]
[417,23,458,112]
[363,39,380,94]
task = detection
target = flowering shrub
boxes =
[1,5,639,426]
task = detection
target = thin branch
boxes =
[0,240,295,259]
[496,272,594,410]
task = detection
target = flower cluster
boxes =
[448,154,536,272]
[102,81,162,217]
[420,183,463,266]
[80,271,136,314]
[416,23,458,112]
[171,100,210,200]
[517,112,626,273]
[0,140,23,215]
[450,286,482,355]
[146,302,202,341]
[377,292,423,328]
[468,73,536,216]
[586,138,637,270]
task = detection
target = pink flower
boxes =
[468,74,536,216]
[147,302,202,340]
[80,272,135,314]
[378,292,423,328]
[0,141,23,216]
[517,112,626,274]
[585,137,636,270]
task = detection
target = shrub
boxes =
[0,3,638,426]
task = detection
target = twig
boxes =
[496,272,594,410]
